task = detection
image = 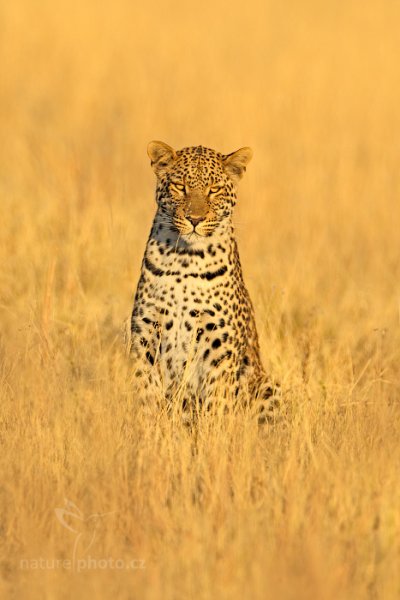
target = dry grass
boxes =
[1,0,400,598]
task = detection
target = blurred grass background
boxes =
[0,0,399,598]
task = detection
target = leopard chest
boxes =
[138,245,241,388]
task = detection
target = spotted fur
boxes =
[130,142,278,420]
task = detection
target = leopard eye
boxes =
[172,182,185,191]
[209,185,221,194]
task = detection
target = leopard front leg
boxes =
[130,309,164,408]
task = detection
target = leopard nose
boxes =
[187,215,205,226]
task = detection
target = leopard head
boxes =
[147,142,252,238]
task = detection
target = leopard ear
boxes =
[222,147,253,183]
[147,141,177,176]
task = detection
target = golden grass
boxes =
[1,0,400,597]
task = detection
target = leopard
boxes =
[129,141,279,421]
